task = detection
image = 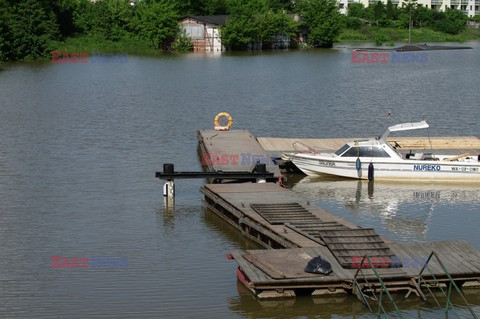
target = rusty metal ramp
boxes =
[319,228,399,269]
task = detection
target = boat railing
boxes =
[292,141,323,154]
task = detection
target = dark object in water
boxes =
[354,43,473,52]
[395,44,473,51]
[305,256,333,275]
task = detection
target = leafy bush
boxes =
[433,9,467,34]
[171,30,193,52]
[1,0,59,60]
[296,0,342,48]
[337,29,368,40]
[344,16,363,29]
[374,30,389,45]
[131,0,179,49]
[347,3,366,18]
[221,0,298,50]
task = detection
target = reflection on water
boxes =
[1,43,480,318]
[290,175,480,246]
[228,281,480,319]
[203,189,480,319]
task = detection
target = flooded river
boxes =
[0,42,479,318]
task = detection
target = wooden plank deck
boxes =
[251,203,321,225]
[197,129,280,177]
[201,183,363,249]
[320,228,397,268]
[231,241,480,293]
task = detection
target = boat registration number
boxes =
[450,166,479,172]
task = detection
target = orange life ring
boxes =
[214,112,233,131]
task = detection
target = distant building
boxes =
[339,0,479,17]
[180,15,308,51]
[180,16,228,52]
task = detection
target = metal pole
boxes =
[163,179,175,199]
[409,3,412,43]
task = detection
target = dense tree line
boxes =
[0,0,473,66]
[0,0,343,64]
[344,1,468,35]
[220,0,341,49]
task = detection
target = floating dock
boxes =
[197,129,280,180]
[202,182,480,299]
[257,136,480,154]
[197,129,480,301]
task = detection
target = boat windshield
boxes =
[340,145,391,158]
[335,144,350,156]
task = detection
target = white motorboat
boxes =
[284,121,480,181]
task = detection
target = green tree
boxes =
[132,0,179,49]
[175,0,228,15]
[373,1,384,23]
[386,0,394,19]
[204,0,229,15]
[347,2,365,18]
[0,0,9,64]
[51,0,78,37]
[433,9,467,34]
[256,10,298,48]
[267,0,294,11]
[413,5,433,28]
[222,15,257,49]
[72,0,98,35]
[89,0,133,40]
[296,0,342,48]
[222,0,298,50]
[344,16,362,29]
[5,0,59,60]
[221,0,269,50]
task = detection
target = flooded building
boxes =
[180,15,308,51]
[180,16,228,52]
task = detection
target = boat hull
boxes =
[291,155,480,181]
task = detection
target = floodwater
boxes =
[0,42,480,318]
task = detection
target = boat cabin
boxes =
[334,140,401,159]
[334,121,431,160]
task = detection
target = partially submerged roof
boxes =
[182,15,230,26]
[395,44,473,51]
[380,120,429,140]
[355,44,473,52]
